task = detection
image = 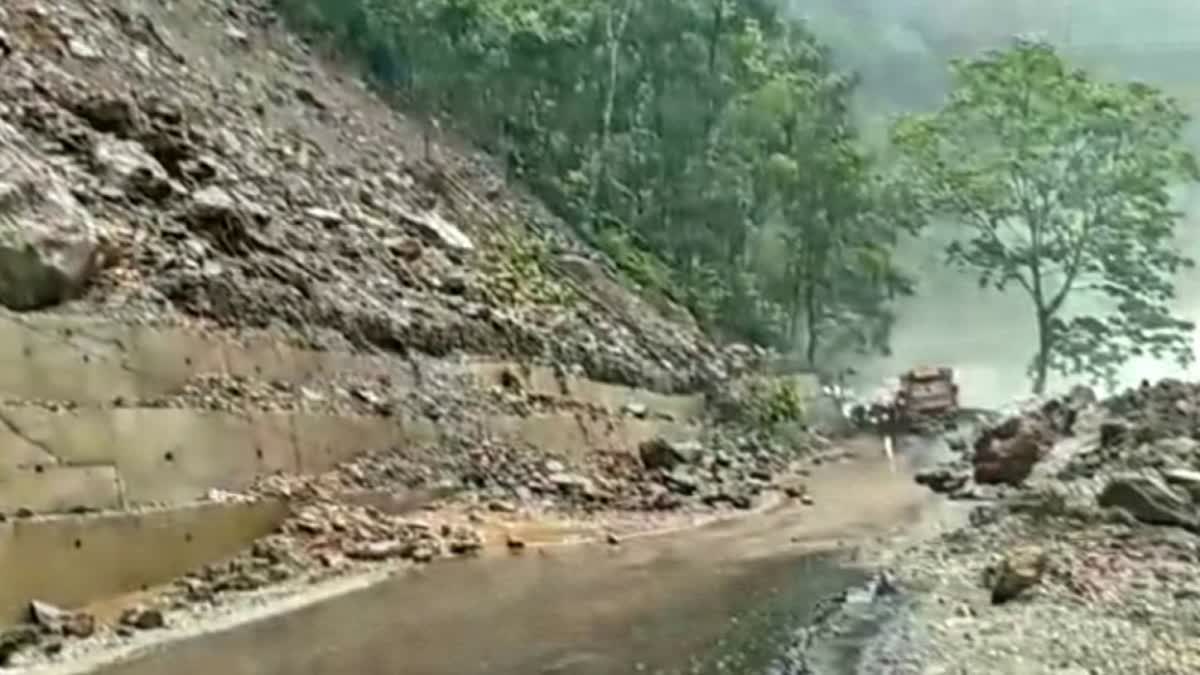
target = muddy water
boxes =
[90,442,951,675]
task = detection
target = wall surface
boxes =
[0,501,288,625]
[0,311,709,624]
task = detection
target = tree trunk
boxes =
[1031,307,1051,395]
[804,279,820,367]
[586,0,636,231]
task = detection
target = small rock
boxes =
[487,500,517,513]
[622,402,648,418]
[664,467,699,495]
[410,544,436,563]
[396,207,474,252]
[0,625,37,666]
[606,533,621,546]
[1099,420,1130,448]
[638,437,699,471]
[915,466,970,494]
[782,482,807,499]
[440,274,467,295]
[505,533,526,551]
[67,37,101,60]
[990,545,1047,604]
[447,528,483,555]
[189,186,237,220]
[1163,468,1200,488]
[120,606,165,630]
[344,540,408,561]
[224,25,249,43]
[304,207,343,225]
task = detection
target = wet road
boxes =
[79,441,954,675]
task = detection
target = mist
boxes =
[785,0,1200,407]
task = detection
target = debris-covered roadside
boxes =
[786,379,1200,674]
[0,387,840,669]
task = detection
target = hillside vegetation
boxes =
[276,0,1200,392]
[277,0,918,361]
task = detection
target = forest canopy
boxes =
[276,0,1198,391]
[277,0,914,363]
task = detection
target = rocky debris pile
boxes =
[173,495,483,605]
[1062,379,1200,481]
[860,500,1200,673]
[0,601,94,666]
[911,389,1095,500]
[0,491,485,666]
[133,373,388,415]
[1104,378,1200,444]
[239,420,824,523]
[0,0,763,393]
[856,378,1200,673]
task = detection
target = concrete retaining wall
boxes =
[0,313,387,404]
[0,406,697,513]
[0,408,431,510]
[0,314,707,421]
[483,413,697,462]
[468,361,706,420]
[0,500,288,625]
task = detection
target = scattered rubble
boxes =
[843,378,1200,673]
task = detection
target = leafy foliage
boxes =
[892,39,1199,393]
[275,0,913,362]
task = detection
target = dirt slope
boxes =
[0,0,761,392]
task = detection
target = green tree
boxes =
[892,39,1199,393]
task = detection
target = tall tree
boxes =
[892,39,1199,393]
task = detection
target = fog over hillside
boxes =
[786,0,1200,406]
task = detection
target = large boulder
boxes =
[1097,473,1198,531]
[638,437,700,471]
[973,416,1052,486]
[90,135,174,201]
[0,123,108,310]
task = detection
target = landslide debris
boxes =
[0,0,763,392]
[859,378,1200,673]
[0,0,830,668]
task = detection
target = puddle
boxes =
[81,441,950,675]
